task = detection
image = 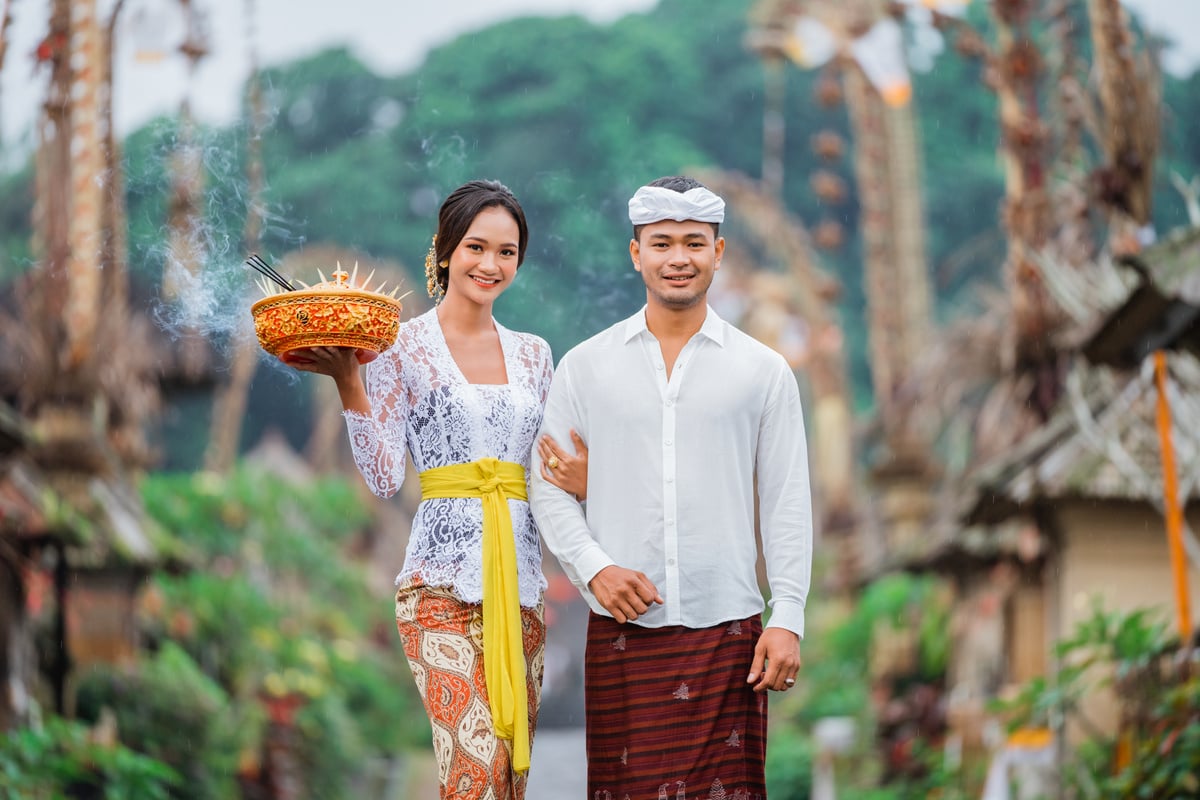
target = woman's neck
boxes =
[436,293,495,336]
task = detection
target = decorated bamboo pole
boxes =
[841,60,932,456]
[64,0,104,370]
[205,0,265,473]
[0,0,13,78]
[1152,351,1193,642]
[1087,0,1159,242]
[989,0,1060,419]
[163,0,211,382]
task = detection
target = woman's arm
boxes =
[287,346,409,497]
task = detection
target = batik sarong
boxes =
[585,613,767,800]
[395,581,546,800]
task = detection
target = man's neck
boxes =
[644,299,707,342]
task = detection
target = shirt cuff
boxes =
[575,548,616,591]
[764,598,806,639]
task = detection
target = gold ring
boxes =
[547,456,560,469]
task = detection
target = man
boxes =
[529,176,813,799]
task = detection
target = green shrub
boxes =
[994,604,1199,799]
[74,643,251,800]
[765,723,813,800]
[0,717,179,799]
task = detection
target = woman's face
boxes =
[444,205,521,306]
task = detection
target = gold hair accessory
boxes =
[424,234,445,303]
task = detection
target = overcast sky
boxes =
[1,0,1197,151]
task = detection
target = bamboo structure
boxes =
[749,0,938,566]
[0,0,13,80]
[205,0,265,473]
[63,0,104,370]
[698,170,856,525]
[989,0,1062,418]
[752,0,934,457]
[1087,0,1159,238]
[162,0,212,383]
[840,61,932,457]
[1152,352,1193,640]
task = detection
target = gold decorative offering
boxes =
[250,260,403,365]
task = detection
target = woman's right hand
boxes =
[282,346,363,386]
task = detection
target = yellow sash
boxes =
[418,457,531,773]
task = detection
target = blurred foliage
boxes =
[767,570,957,797]
[764,723,814,800]
[0,717,180,799]
[74,643,246,800]
[126,465,427,795]
[994,603,1200,800]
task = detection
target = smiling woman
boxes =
[280,178,590,799]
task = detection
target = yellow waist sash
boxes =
[418,457,531,773]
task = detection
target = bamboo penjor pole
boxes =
[1152,351,1193,641]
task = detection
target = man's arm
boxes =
[529,356,616,591]
[530,357,664,622]
[747,358,813,691]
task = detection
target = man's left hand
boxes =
[747,627,801,693]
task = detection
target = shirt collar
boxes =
[621,305,726,347]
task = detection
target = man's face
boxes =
[630,220,724,310]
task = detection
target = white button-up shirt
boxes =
[529,306,813,636]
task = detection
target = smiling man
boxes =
[530,176,814,799]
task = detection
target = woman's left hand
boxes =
[538,430,588,501]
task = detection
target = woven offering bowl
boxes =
[251,266,402,365]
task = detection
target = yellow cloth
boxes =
[419,457,531,773]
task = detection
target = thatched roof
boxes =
[1134,224,1200,303]
[968,353,1200,524]
[0,401,189,569]
[1056,225,1200,369]
[0,461,82,545]
[41,470,191,571]
[901,521,1041,576]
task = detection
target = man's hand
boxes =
[588,565,664,624]
[746,627,801,693]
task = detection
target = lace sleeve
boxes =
[344,350,408,498]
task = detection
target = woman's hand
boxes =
[282,346,362,384]
[281,346,371,415]
[538,430,588,501]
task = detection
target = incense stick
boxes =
[245,253,296,292]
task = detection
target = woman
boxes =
[288,179,584,799]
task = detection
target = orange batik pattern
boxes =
[396,581,545,800]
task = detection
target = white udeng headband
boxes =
[627,185,726,226]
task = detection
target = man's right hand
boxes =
[588,565,664,624]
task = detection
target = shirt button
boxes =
[664,439,673,446]
[665,476,674,483]
[667,558,676,566]
[665,399,674,407]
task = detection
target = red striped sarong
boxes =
[584,612,767,800]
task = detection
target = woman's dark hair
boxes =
[429,179,529,293]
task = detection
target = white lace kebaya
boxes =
[343,308,553,607]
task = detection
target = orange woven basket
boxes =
[251,268,402,364]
